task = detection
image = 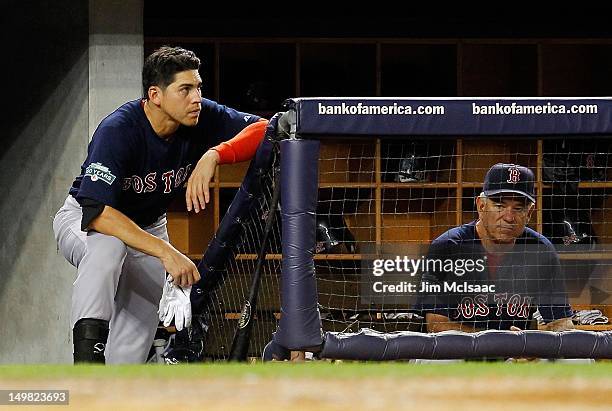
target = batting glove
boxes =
[159,275,192,332]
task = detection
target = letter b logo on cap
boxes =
[507,166,521,184]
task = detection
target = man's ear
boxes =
[526,201,536,220]
[475,195,486,213]
[148,86,162,105]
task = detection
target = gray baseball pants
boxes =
[53,195,166,364]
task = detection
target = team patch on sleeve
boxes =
[85,162,117,185]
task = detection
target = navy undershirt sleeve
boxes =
[77,197,105,231]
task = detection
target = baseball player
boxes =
[53,46,268,364]
[418,163,575,333]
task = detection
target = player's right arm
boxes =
[184,100,269,213]
[88,205,199,287]
[75,120,199,287]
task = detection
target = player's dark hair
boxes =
[142,46,200,98]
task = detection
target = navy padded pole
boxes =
[321,328,612,360]
[274,139,323,350]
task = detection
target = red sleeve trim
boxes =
[212,119,268,164]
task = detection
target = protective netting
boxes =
[195,139,282,360]
[197,133,612,359]
[313,137,612,341]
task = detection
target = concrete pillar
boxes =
[0,0,143,363]
[89,0,143,137]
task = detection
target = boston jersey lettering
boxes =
[69,99,260,226]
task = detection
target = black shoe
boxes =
[316,216,341,253]
[395,155,427,182]
[316,215,357,254]
[162,314,209,364]
[551,219,597,251]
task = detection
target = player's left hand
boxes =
[186,149,219,213]
[159,276,192,331]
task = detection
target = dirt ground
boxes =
[2,375,611,411]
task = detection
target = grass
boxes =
[1,361,611,381]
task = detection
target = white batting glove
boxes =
[158,275,192,332]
